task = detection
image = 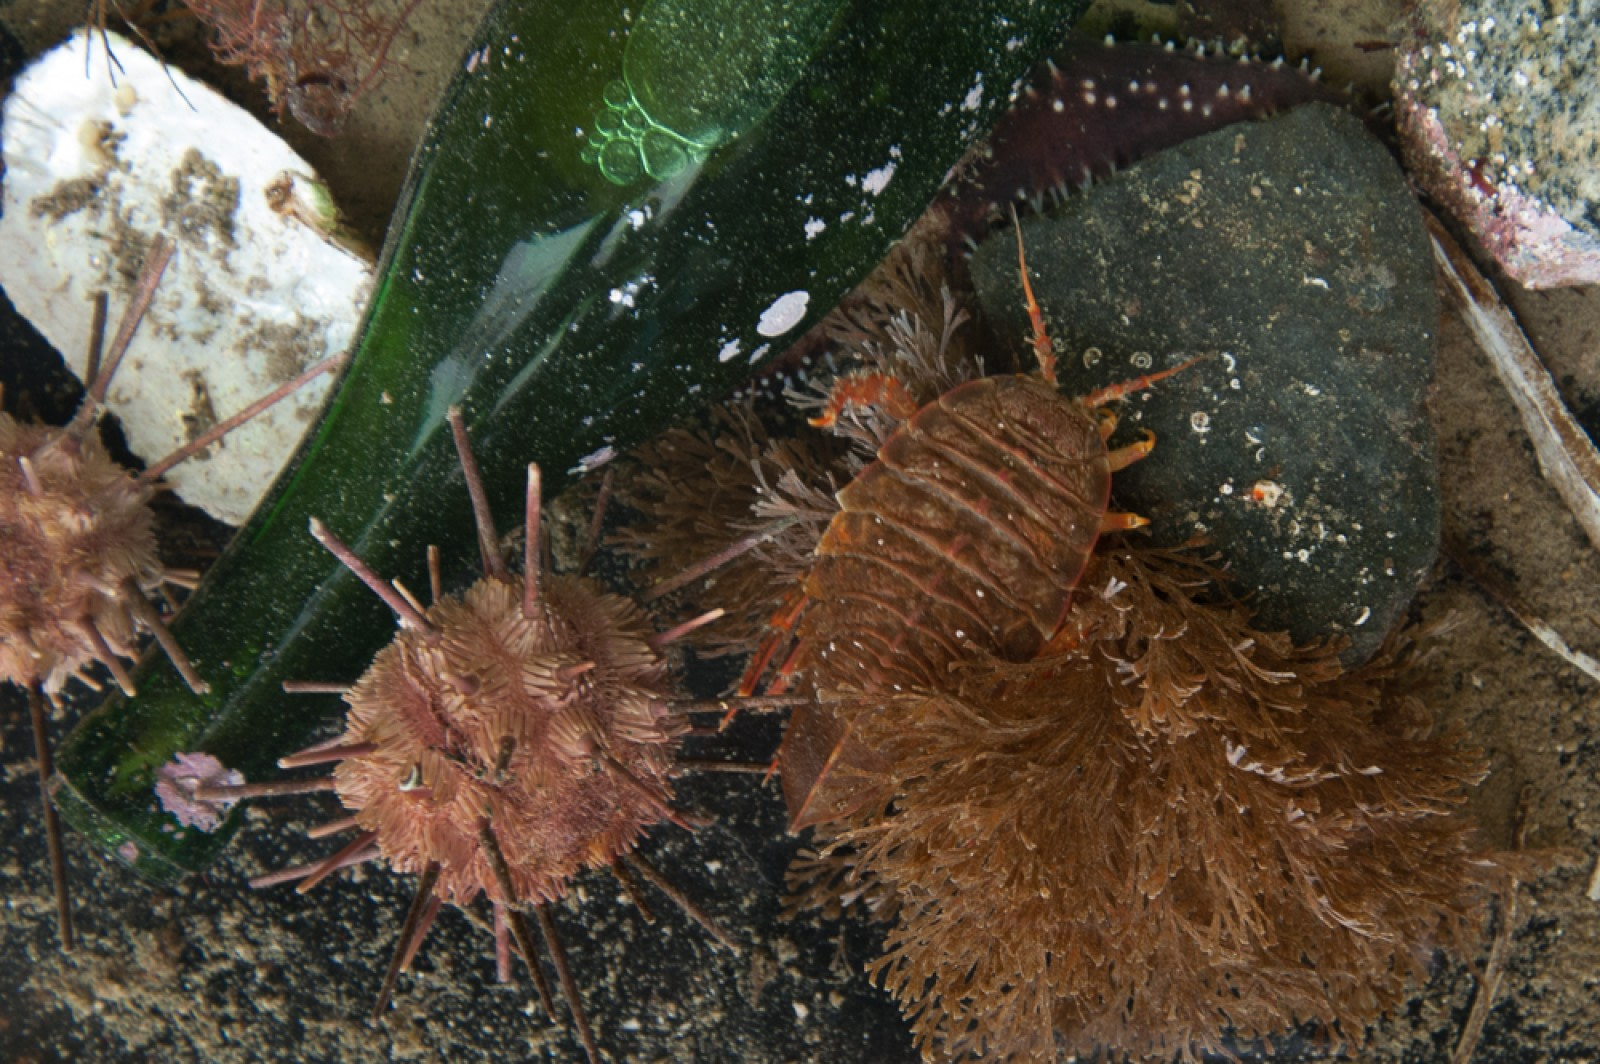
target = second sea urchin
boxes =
[230,408,732,1063]
[0,238,200,704]
[4,234,339,950]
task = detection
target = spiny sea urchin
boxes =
[2,234,338,950]
[0,238,199,705]
[226,407,738,1063]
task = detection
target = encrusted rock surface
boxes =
[1395,0,1600,288]
[972,103,1439,662]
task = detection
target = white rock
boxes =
[0,30,372,524]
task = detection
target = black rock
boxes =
[970,103,1439,663]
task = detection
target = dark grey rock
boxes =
[970,103,1439,663]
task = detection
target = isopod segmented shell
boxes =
[800,373,1112,691]
[775,372,1117,829]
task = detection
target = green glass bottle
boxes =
[53,0,1086,882]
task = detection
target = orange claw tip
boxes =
[1099,511,1150,534]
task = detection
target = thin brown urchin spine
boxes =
[225,408,739,1064]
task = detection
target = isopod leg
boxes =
[807,370,920,429]
[1011,205,1058,387]
[1037,621,1086,658]
[765,639,807,695]
[1098,511,1150,533]
[734,588,810,702]
[1106,430,1157,473]
[1077,353,1206,410]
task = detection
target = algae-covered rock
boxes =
[1395,0,1600,289]
[972,103,1439,662]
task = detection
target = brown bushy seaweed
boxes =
[790,546,1497,1061]
[613,403,844,658]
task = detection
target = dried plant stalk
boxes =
[1427,210,1600,554]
